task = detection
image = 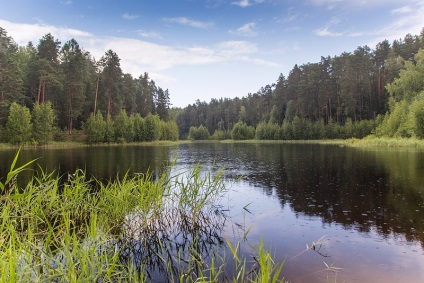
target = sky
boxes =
[0,0,423,108]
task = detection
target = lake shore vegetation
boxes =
[1,27,424,147]
[0,151,286,282]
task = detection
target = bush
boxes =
[160,120,179,141]
[144,114,161,141]
[84,111,106,144]
[131,113,145,142]
[104,116,115,143]
[188,125,210,140]
[32,102,56,145]
[410,94,424,138]
[114,110,134,142]
[211,130,231,140]
[6,102,33,145]
[231,121,255,140]
[255,122,280,140]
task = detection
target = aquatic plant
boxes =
[0,150,286,282]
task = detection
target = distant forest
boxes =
[1,27,424,144]
[177,28,424,140]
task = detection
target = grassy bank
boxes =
[220,136,424,149]
[2,127,424,150]
[341,136,424,149]
[0,151,285,282]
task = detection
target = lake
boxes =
[1,142,424,282]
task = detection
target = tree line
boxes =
[2,26,424,144]
[178,29,424,140]
[0,27,173,144]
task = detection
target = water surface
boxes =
[1,143,424,282]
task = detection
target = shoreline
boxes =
[1,136,423,150]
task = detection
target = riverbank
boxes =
[343,136,424,148]
[1,135,424,150]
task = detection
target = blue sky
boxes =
[1,0,423,107]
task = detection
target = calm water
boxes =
[1,143,424,282]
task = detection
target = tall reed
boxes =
[0,150,286,282]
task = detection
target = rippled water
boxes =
[1,143,424,282]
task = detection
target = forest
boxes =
[178,28,424,140]
[0,27,176,145]
[1,27,424,144]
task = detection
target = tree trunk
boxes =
[68,100,73,135]
[37,79,42,103]
[94,76,99,114]
[41,81,46,103]
[107,84,111,118]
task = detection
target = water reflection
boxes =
[0,145,173,186]
[171,143,424,247]
[2,143,424,282]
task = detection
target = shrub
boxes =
[231,121,255,140]
[6,102,33,145]
[188,125,210,140]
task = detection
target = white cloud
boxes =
[0,18,279,90]
[162,17,213,29]
[370,0,424,45]
[229,22,258,36]
[137,30,162,39]
[314,17,344,37]
[310,0,406,9]
[149,72,177,86]
[0,19,92,46]
[232,0,251,7]
[391,6,412,14]
[231,0,264,8]
[122,13,139,20]
[315,27,343,37]
[217,40,258,56]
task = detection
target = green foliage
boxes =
[386,49,424,102]
[113,109,134,143]
[313,119,326,139]
[377,49,424,139]
[255,122,280,140]
[284,100,296,122]
[84,111,106,144]
[291,116,306,140]
[32,102,56,145]
[131,113,145,142]
[231,121,255,140]
[409,93,424,138]
[188,125,210,140]
[6,102,32,145]
[281,120,293,140]
[0,149,36,192]
[0,28,174,144]
[104,116,115,143]
[211,129,231,140]
[144,113,161,141]
[160,120,179,141]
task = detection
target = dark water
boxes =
[1,143,424,282]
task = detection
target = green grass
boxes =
[0,151,286,282]
[343,136,424,149]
